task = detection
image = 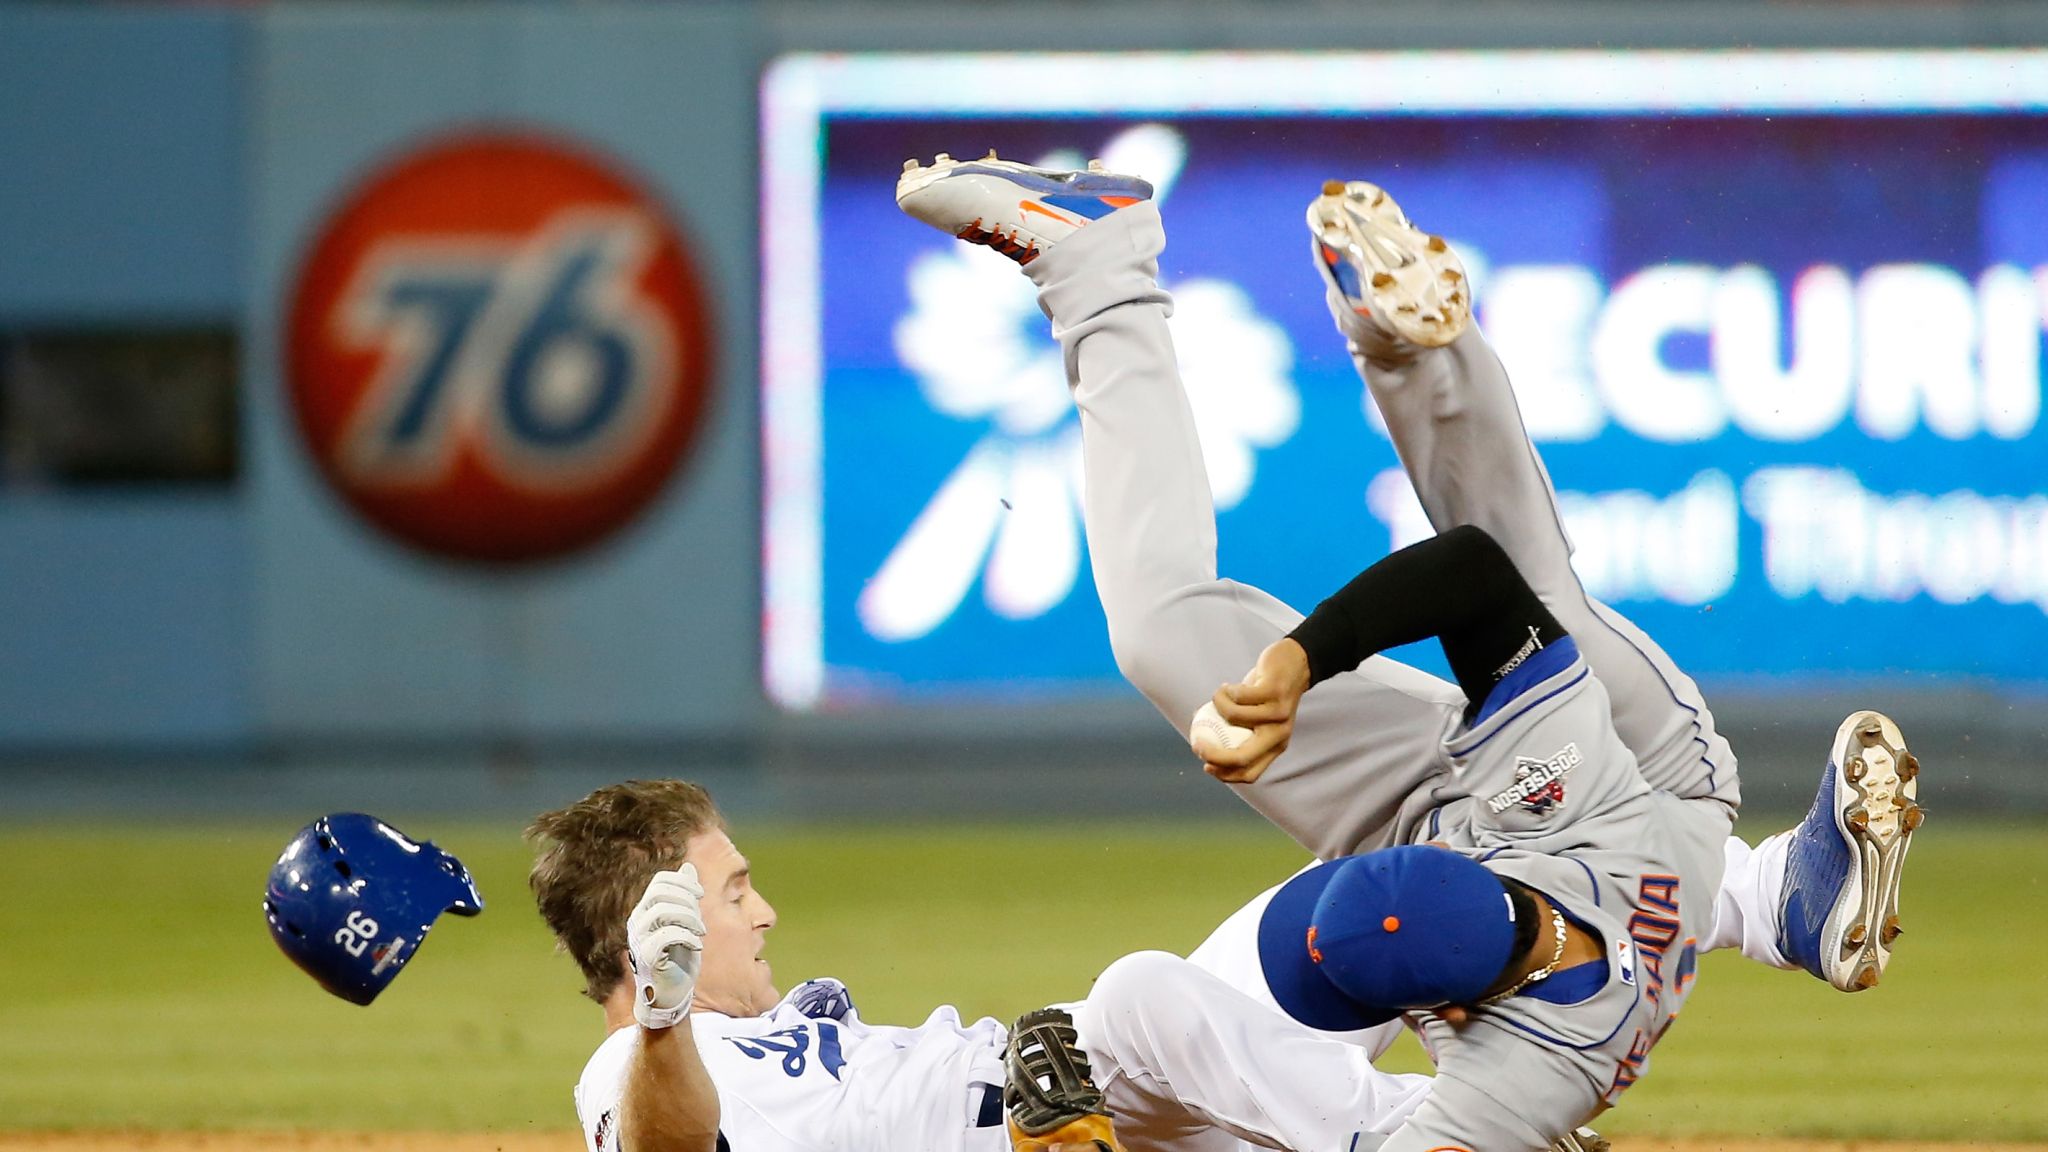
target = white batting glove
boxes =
[626,865,704,1030]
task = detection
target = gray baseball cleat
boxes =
[1307,179,1470,359]
[897,151,1154,267]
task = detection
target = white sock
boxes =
[1703,832,1796,968]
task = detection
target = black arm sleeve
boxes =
[1285,525,1567,716]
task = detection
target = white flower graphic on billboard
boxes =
[861,125,1300,642]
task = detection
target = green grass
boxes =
[1,819,2042,1139]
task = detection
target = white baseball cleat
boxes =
[1777,710,1923,991]
[1306,179,1470,356]
[896,151,1154,266]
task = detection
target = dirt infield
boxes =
[4,1137,2043,1152]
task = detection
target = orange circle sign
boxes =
[286,131,713,564]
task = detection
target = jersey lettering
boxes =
[727,1022,848,1081]
[1638,873,1681,914]
[1609,874,1688,1098]
[1673,938,1700,997]
[816,1020,846,1079]
[1626,874,1684,1007]
[1605,1028,1653,1099]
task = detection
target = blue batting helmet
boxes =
[263,813,483,1005]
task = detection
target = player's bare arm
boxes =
[619,865,721,1152]
[622,1018,722,1152]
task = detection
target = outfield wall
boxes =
[3,2,2046,812]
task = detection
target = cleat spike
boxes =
[1371,271,1396,289]
[1440,268,1462,282]
[1847,808,1870,832]
[1322,179,1347,196]
[1857,721,1883,745]
[986,149,999,159]
[935,152,952,163]
[1902,804,1925,832]
[1899,752,1920,781]
[1881,916,1903,945]
[1088,158,1106,172]
[1852,965,1880,990]
[1427,235,1448,252]
[903,158,921,173]
[1845,924,1868,947]
[1845,756,1866,783]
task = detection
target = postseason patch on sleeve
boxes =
[1485,743,1582,816]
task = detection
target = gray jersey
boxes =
[1372,643,1728,1152]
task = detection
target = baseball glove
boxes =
[1004,1008,1109,1137]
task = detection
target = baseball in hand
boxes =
[1189,701,1255,759]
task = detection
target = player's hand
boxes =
[1201,639,1313,783]
[627,865,704,1030]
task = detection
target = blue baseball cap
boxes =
[263,813,483,1005]
[1258,844,1519,1030]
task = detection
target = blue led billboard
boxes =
[762,51,2048,708]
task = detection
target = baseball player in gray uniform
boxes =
[896,154,1924,1150]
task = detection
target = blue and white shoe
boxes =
[896,151,1153,266]
[1778,711,1924,991]
[1306,179,1470,355]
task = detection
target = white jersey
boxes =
[575,979,1009,1152]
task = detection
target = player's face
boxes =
[685,827,780,1016]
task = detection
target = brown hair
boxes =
[527,779,726,1002]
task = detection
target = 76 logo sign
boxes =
[286,133,713,565]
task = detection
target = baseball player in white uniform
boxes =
[536,781,1474,1152]
[545,779,1618,1152]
